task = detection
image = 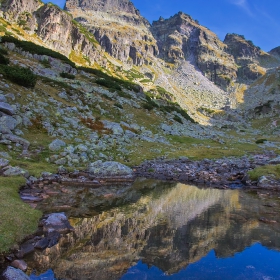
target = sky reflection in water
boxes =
[121,243,280,280]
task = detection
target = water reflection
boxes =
[26,180,280,280]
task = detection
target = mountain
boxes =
[0,0,279,172]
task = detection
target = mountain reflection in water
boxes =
[26,180,280,280]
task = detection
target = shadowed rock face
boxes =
[151,12,237,89]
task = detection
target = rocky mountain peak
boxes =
[224,33,261,59]
[65,0,140,16]
[151,12,237,89]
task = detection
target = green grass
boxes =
[248,165,280,181]
[0,177,42,253]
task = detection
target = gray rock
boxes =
[88,160,133,177]
[0,102,15,115]
[76,144,88,152]
[257,176,279,189]
[58,91,68,100]
[0,158,9,168]
[103,121,124,135]
[55,158,67,165]
[0,94,7,102]
[3,166,29,177]
[2,266,29,280]
[269,156,280,165]
[42,213,74,234]
[2,134,30,150]
[49,139,66,151]
[0,151,10,158]
[0,115,17,133]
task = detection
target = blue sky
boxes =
[42,0,280,51]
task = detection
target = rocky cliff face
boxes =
[151,12,237,89]
[1,0,106,66]
[224,33,266,81]
[65,0,158,66]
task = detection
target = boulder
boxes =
[257,176,279,189]
[3,166,29,177]
[269,156,280,165]
[88,160,133,177]
[0,102,15,115]
[42,212,74,234]
[2,134,30,150]
[11,259,28,271]
[49,139,66,151]
[0,158,9,168]
[0,115,17,133]
[1,266,29,280]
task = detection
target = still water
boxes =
[26,179,280,280]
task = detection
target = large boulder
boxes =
[0,115,17,133]
[88,160,133,177]
[0,102,15,115]
[3,166,29,177]
[42,212,74,234]
[49,139,66,151]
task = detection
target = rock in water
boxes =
[88,160,133,177]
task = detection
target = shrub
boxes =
[60,72,75,79]
[1,35,76,68]
[78,66,141,92]
[255,139,267,144]
[0,47,8,55]
[0,53,9,65]
[95,78,121,91]
[114,103,123,109]
[41,58,51,68]
[117,91,132,99]
[80,117,112,135]
[173,115,183,124]
[0,65,37,88]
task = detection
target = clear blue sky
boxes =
[42,0,280,51]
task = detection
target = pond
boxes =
[25,179,280,280]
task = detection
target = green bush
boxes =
[60,72,75,79]
[41,58,51,68]
[173,115,183,124]
[0,47,8,55]
[255,139,267,144]
[117,91,132,99]
[114,103,123,109]
[1,35,76,68]
[161,103,195,123]
[78,66,141,92]
[0,65,37,88]
[96,78,121,91]
[0,53,9,65]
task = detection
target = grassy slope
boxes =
[0,177,41,252]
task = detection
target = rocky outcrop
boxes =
[1,0,106,66]
[269,46,280,59]
[151,12,237,89]
[65,0,158,66]
[224,33,267,81]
